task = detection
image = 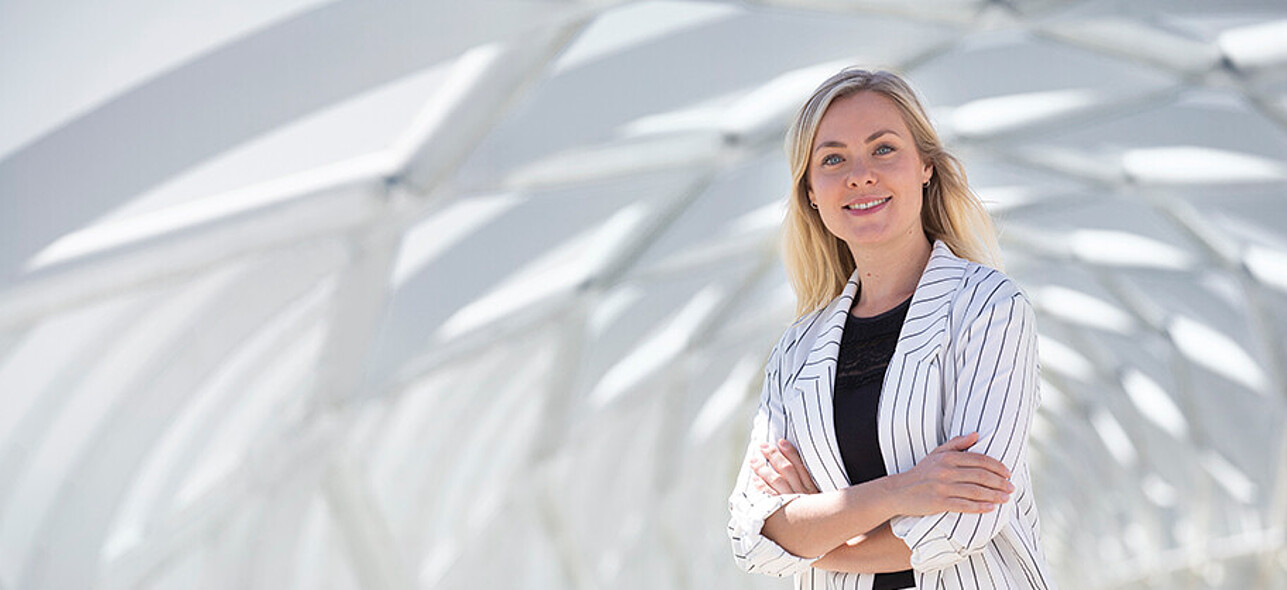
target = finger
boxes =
[931,432,979,454]
[946,482,1012,505]
[761,443,807,494]
[761,440,803,492]
[750,473,777,495]
[748,454,773,487]
[931,456,1013,493]
[941,498,999,514]
[751,462,782,493]
[947,452,1012,479]
[752,453,794,495]
[946,467,1015,495]
[776,439,820,494]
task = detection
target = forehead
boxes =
[814,91,910,142]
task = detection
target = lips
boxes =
[842,196,891,212]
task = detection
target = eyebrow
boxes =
[812,129,900,153]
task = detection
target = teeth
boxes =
[845,197,890,210]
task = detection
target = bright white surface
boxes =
[1,1,1286,589]
[1121,369,1188,439]
[0,0,333,160]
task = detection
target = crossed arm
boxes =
[748,434,1013,574]
[813,522,914,574]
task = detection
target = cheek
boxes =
[807,171,820,189]
[909,193,927,225]
[811,170,844,192]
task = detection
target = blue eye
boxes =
[874,144,895,155]
[822,154,843,166]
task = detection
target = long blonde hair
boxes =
[782,67,1002,317]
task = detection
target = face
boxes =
[807,91,933,254]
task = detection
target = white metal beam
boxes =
[0,1,591,291]
[394,19,597,197]
[98,415,344,590]
[745,0,986,26]
[0,2,595,330]
[1097,526,1285,588]
[0,168,384,332]
[15,255,335,589]
[323,454,415,590]
[102,277,335,572]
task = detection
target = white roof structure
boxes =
[2,1,1286,588]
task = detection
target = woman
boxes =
[727,68,1053,589]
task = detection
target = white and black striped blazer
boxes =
[728,240,1054,589]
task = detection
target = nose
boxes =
[846,160,875,187]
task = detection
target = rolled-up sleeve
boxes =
[727,345,817,577]
[890,286,1041,572]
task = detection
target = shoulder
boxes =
[959,262,1025,302]
[922,241,1029,315]
[765,300,838,374]
[950,261,1033,326]
[771,307,825,360]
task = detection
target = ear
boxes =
[922,162,934,185]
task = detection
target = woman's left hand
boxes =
[749,438,820,495]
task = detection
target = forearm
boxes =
[812,522,912,574]
[761,476,900,559]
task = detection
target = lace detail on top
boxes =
[835,295,912,391]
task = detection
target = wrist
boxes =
[873,472,904,517]
[839,474,902,522]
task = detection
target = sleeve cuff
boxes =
[729,493,817,577]
[740,492,801,534]
[890,513,974,571]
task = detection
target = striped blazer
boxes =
[728,241,1054,589]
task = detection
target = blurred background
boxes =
[2,0,1287,588]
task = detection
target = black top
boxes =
[833,294,915,589]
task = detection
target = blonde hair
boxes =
[782,67,1002,317]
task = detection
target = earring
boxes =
[809,201,818,209]
[923,180,930,188]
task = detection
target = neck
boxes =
[847,234,933,317]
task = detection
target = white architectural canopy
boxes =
[2,1,1286,588]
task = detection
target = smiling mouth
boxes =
[843,197,891,210]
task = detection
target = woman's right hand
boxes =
[885,432,1014,516]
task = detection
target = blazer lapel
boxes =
[878,240,968,475]
[786,270,860,492]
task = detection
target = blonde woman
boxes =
[727,68,1053,589]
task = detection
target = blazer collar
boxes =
[793,240,961,389]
